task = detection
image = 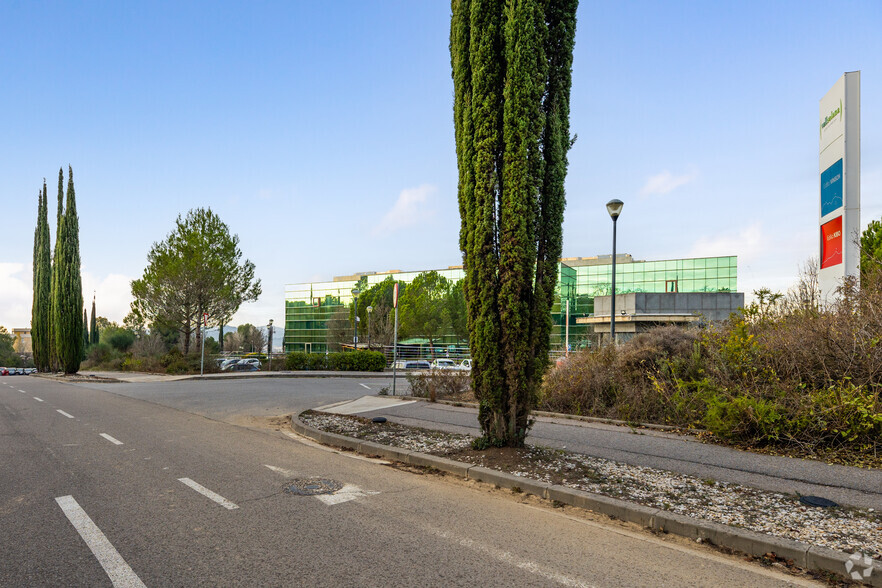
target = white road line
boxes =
[178,478,239,510]
[100,433,124,446]
[57,409,75,419]
[359,383,371,389]
[425,525,594,588]
[264,464,299,477]
[55,495,147,588]
[281,430,390,465]
[33,397,44,402]
[314,484,380,506]
[19,390,27,394]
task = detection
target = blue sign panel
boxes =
[820,158,843,217]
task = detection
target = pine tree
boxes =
[90,296,98,345]
[451,0,578,446]
[52,166,84,373]
[31,180,52,371]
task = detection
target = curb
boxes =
[290,415,882,586]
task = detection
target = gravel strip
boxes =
[302,411,882,560]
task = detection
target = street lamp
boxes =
[351,288,361,350]
[366,306,373,350]
[267,319,273,370]
[606,199,624,344]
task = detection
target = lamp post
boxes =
[351,288,361,351]
[267,319,273,370]
[606,199,624,344]
[366,306,373,350]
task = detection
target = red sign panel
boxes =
[820,216,843,269]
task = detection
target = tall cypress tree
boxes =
[31,180,52,371]
[52,166,84,373]
[50,168,64,370]
[451,0,578,446]
[90,296,98,345]
[83,308,89,354]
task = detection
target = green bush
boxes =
[285,351,385,372]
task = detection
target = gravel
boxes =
[301,411,882,561]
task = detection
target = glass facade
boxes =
[284,256,737,352]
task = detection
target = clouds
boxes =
[0,262,31,330]
[640,169,698,197]
[82,271,135,324]
[372,184,437,236]
[689,222,766,263]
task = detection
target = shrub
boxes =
[285,350,385,372]
[408,369,471,401]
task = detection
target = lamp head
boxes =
[606,199,624,220]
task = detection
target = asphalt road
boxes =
[87,373,882,510]
[362,402,882,511]
[0,375,817,586]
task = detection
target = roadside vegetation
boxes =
[541,270,882,464]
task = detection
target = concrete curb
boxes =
[291,414,882,586]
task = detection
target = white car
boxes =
[430,359,457,370]
[459,359,472,370]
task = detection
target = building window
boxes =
[666,279,678,293]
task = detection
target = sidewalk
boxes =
[328,396,882,511]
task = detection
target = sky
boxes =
[1,1,881,334]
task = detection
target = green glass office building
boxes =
[284,255,737,353]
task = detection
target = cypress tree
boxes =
[90,296,98,345]
[83,308,89,354]
[52,166,84,373]
[451,0,578,446]
[50,168,64,371]
[31,180,52,371]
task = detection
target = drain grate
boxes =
[284,478,343,496]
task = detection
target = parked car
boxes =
[430,358,458,370]
[459,359,472,370]
[0,367,8,376]
[403,360,430,370]
[220,358,240,371]
[232,361,259,372]
[239,358,261,368]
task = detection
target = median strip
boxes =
[178,478,239,510]
[55,495,147,588]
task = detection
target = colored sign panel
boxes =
[820,216,843,269]
[820,158,843,216]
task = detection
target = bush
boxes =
[285,350,385,372]
[86,342,116,365]
[407,369,471,401]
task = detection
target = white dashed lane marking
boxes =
[57,410,75,419]
[359,383,371,389]
[99,433,124,446]
[178,478,239,510]
[55,495,147,588]
[33,397,44,402]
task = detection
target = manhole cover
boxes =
[284,478,343,496]
[799,495,838,508]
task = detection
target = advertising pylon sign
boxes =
[819,72,860,301]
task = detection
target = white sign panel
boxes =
[818,72,860,301]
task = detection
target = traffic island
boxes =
[290,410,882,586]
